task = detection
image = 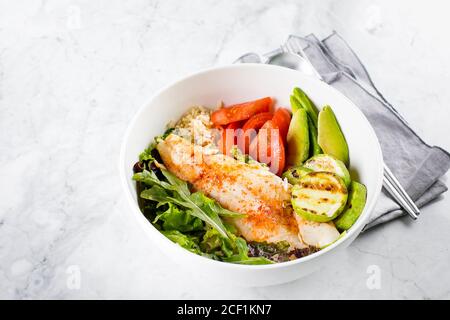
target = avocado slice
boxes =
[307,116,322,156]
[290,95,301,113]
[290,90,321,156]
[318,106,349,165]
[287,108,310,166]
[293,87,319,125]
[303,154,351,187]
[282,166,312,185]
[334,181,367,231]
[292,172,348,222]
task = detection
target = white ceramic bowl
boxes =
[119,64,383,287]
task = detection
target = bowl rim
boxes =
[119,63,384,270]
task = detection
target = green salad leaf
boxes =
[133,139,271,265]
[138,128,175,163]
[140,185,172,208]
[160,230,203,255]
[153,203,203,232]
[223,237,273,265]
[189,191,245,218]
[200,225,273,265]
[139,147,155,162]
[247,241,292,263]
[134,168,243,238]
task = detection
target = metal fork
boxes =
[281,37,420,220]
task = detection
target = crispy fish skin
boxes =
[157,134,306,249]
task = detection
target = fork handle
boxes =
[382,175,418,220]
[383,164,420,215]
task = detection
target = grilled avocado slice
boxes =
[303,154,351,187]
[282,166,313,185]
[292,171,348,222]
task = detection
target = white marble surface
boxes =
[1,0,450,299]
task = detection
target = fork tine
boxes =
[283,37,324,81]
[284,38,301,55]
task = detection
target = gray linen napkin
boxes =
[260,32,450,230]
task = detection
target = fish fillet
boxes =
[157,134,306,249]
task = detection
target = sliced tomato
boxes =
[249,120,285,176]
[219,121,242,155]
[271,131,286,176]
[211,97,273,126]
[258,120,276,160]
[227,121,242,129]
[240,112,273,153]
[242,112,274,131]
[271,108,291,143]
[227,121,242,145]
[248,134,258,160]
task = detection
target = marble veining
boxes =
[0,0,449,299]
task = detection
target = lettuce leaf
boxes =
[153,203,203,232]
[138,128,174,163]
[161,230,202,254]
[139,147,155,162]
[201,226,273,265]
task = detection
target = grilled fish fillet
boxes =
[157,134,306,249]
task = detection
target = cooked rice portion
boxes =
[173,106,219,153]
[176,106,211,128]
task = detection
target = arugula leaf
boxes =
[134,169,234,238]
[160,167,191,196]
[134,169,175,191]
[140,185,172,208]
[190,192,245,219]
[159,169,230,238]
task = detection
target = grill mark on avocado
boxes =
[301,207,318,215]
[301,181,339,193]
[301,172,346,194]
[292,170,348,221]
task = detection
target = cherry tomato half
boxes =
[271,108,291,144]
[211,97,272,126]
[240,112,273,153]
[249,120,286,176]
